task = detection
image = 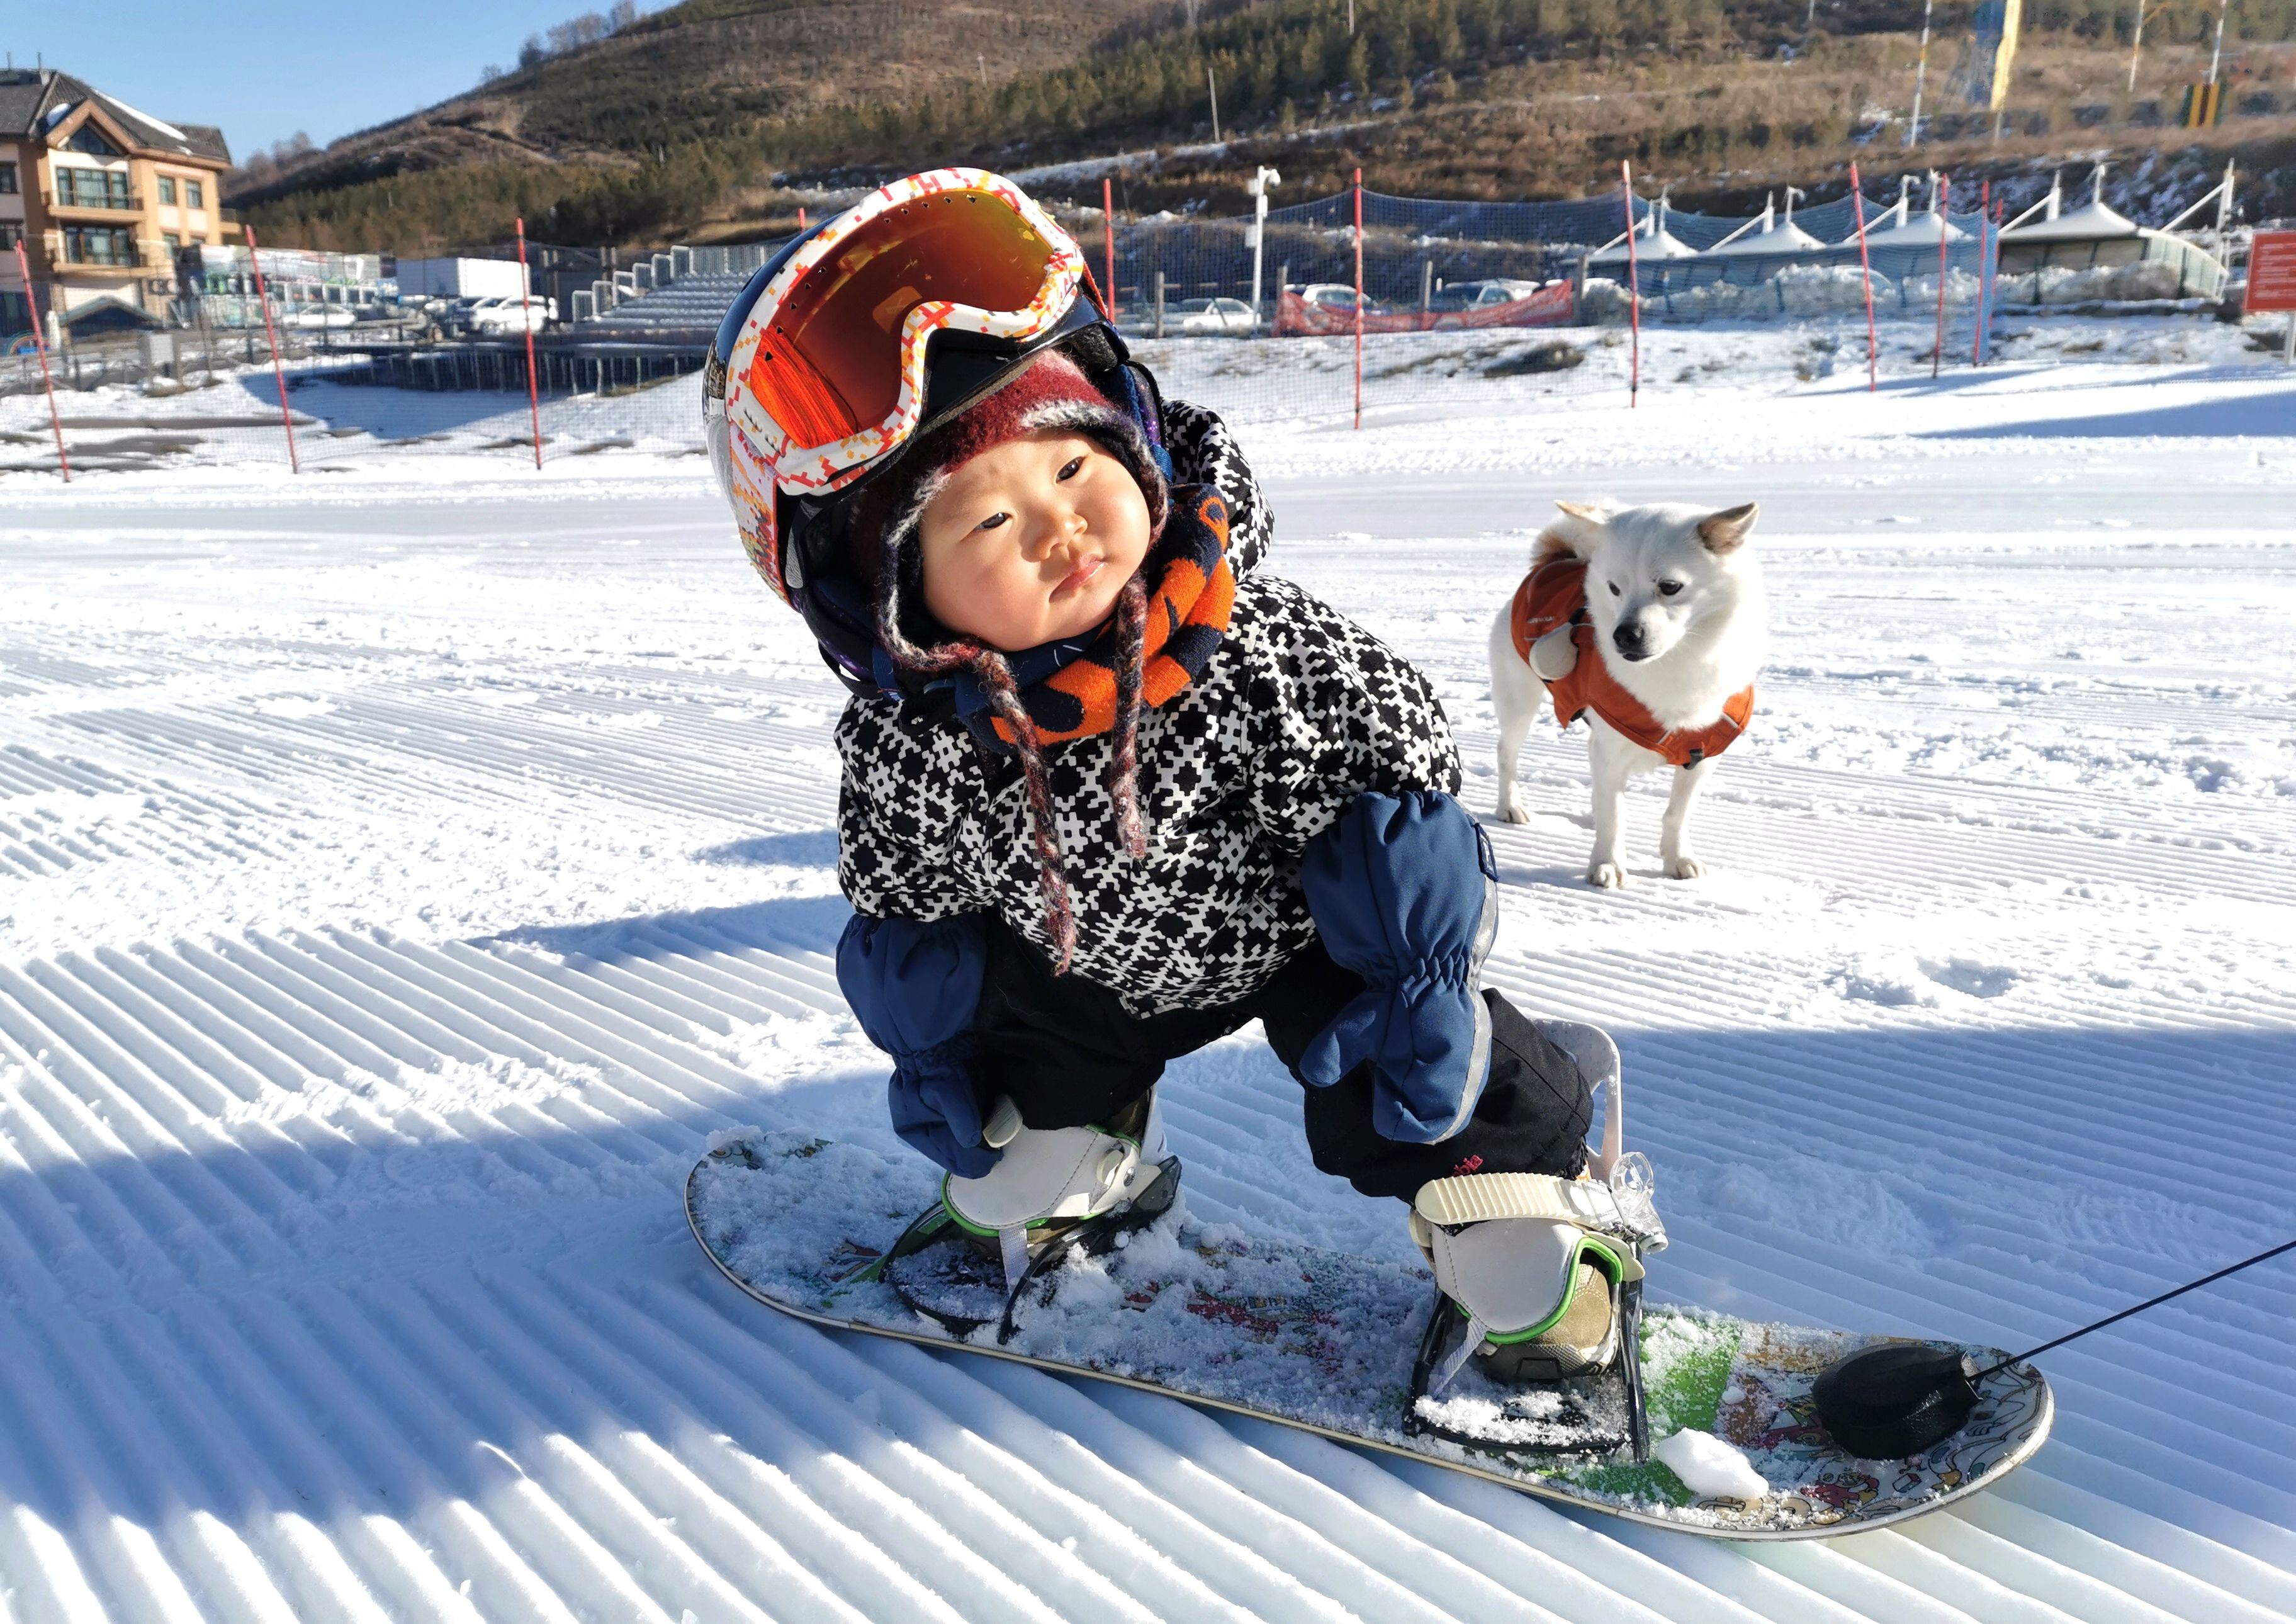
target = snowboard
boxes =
[687,1129,2053,1540]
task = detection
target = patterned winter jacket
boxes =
[834,402,1462,1016]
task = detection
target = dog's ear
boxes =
[1555,500,1609,524]
[1697,502,1759,555]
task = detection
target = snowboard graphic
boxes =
[687,1131,2053,1539]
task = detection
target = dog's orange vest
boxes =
[1509,553,1754,768]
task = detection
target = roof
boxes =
[0,67,230,164]
[2003,198,2147,243]
[1589,223,1700,264]
[1859,209,1969,249]
[1707,220,1828,256]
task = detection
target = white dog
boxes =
[1489,500,1765,888]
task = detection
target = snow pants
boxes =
[969,919,1593,1201]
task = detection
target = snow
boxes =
[1655,1431,1768,1503]
[2,352,2294,1618]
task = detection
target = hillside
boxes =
[228,0,1178,247]
[235,0,2296,250]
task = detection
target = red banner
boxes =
[1275,283,1575,336]
[2247,231,2296,314]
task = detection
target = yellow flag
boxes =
[1988,0,2023,110]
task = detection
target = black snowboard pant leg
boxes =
[969,920,1592,1203]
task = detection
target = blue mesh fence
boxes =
[1,184,2215,479]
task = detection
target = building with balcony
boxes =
[1,67,232,340]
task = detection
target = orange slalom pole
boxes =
[241,225,300,473]
[1103,177,1118,319]
[516,217,543,470]
[1850,163,1878,393]
[1932,173,1951,381]
[1353,167,1365,431]
[1622,161,1640,409]
[13,239,69,482]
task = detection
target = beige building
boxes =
[1,67,233,340]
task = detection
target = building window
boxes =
[0,161,17,194]
[158,176,177,205]
[62,225,138,266]
[163,232,181,252]
[65,122,123,156]
[0,224,22,251]
[57,167,134,210]
[186,180,204,210]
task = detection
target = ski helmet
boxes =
[702,169,1159,691]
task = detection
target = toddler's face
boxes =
[917,431,1151,651]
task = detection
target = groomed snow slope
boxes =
[3,361,2295,1621]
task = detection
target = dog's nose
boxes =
[1612,624,1647,659]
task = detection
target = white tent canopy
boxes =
[1710,191,1827,256]
[1589,200,1700,266]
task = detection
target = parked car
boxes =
[463,295,556,335]
[281,304,356,329]
[1298,282,1376,313]
[1425,279,1548,312]
[1170,296,1258,335]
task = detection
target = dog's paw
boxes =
[1666,855,1709,881]
[1588,861,1628,889]
[1497,800,1531,826]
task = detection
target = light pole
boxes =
[2127,0,2148,94]
[2207,0,2229,86]
[1247,165,1281,327]
[1905,0,1935,147]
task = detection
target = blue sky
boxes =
[10,1,622,163]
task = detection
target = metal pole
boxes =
[1208,65,1221,143]
[242,225,300,473]
[1248,167,1277,325]
[2128,0,2147,94]
[1932,174,1952,380]
[1352,167,1364,431]
[2208,0,2227,85]
[1906,0,1935,146]
[1973,182,1991,368]
[1421,258,1432,318]
[1154,270,1166,339]
[515,217,543,470]
[1622,161,1640,409]
[1851,163,1878,393]
[14,240,69,482]
[1103,178,1119,319]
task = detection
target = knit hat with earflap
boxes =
[850,347,1174,974]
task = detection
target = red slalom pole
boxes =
[1850,162,1877,393]
[1103,177,1119,320]
[241,225,300,473]
[1353,167,1365,431]
[515,217,543,470]
[797,206,808,229]
[1932,173,1952,380]
[1621,161,1640,409]
[13,239,69,482]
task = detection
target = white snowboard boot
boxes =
[942,1090,1176,1295]
[1405,1018,1668,1464]
[1410,1170,1651,1394]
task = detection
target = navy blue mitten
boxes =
[1297,791,1500,1142]
[835,913,996,1178]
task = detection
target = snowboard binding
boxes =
[870,1091,1181,1344]
[1404,1021,1665,1463]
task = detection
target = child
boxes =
[706,171,1617,1384]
